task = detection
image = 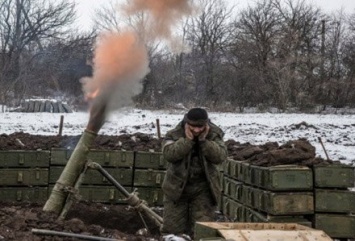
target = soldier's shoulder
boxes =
[209,121,225,138]
[166,122,184,139]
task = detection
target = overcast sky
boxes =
[72,0,355,31]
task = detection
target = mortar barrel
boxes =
[43,129,97,214]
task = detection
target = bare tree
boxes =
[93,0,122,33]
[0,0,76,105]
[229,0,281,109]
[184,0,233,106]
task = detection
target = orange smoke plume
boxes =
[82,30,149,112]
[123,0,193,40]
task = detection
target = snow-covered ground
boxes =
[0,108,354,165]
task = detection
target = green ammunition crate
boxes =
[313,164,355,188]
[134,187,164,206]
[49,166,133,186]
[50,148,134,167]
[222,195,230,217]
[50,148,72,165]
[223,177,230,196]
[240,162,252,184]
[135,151,165,169]
[0,187,48,202]
[223,158,232,175]
[228,199,244,222]
[229,179,243,201]
[252,165,313,191]
[223,159,242,178]
[243,185,314,215]
[0,150,50,167]
[52,185,131,204]
[314,214,355,238]
[0,168,48,186]
[315,189,355,213]
[247,207,312,227]
[134,169,165,187]
[223,177,242,198]
[87,150,134,167]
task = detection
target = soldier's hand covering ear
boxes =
[184,123,194,140]
[198,124,210,141]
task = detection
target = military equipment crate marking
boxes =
[50,148,134,167]
[0,168,48,186]
[49,166,133,186]
[0,187,48,202]
[0,150,50,167]
[135,151,166,169]
[133,169,165,187]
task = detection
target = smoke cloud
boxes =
[82,31,149,112]
[122,0,193,40]
[81,0,194,129]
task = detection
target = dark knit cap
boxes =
[184,108,208,126]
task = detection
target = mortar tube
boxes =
[43,129,97,214]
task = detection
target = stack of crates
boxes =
[222,159,314,226]
[0,150,49,202]
[49,148,134,204]
[312,164,355,239]
[133,151,166,206]
[222,158,355,239]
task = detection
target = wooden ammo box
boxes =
[314,213,355,239]
[0,187,48,202]
[50,148,134,167]
[0,150,50,167]
[194,222,332,241]
[243,185,314,215]
[0,168,48,186]
[134,187,164,206]
[313,164,355,188]
[251,165,313,191]
[315,189,355,213]
[134,169,165,187]
[135,151,166,169]
[49,166,133,186]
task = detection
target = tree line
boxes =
[1,0,355,112]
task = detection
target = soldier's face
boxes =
[189,125,206,137]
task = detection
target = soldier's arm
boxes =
[200,135,227,164]
[162,133,194,163]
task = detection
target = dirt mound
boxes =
[0,132,162,152]
[0,201,161,240]
[226,138,335,166]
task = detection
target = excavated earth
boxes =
[0,132,337,240]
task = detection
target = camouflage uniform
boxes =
[160,120,227,236]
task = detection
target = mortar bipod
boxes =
[87,161,164,231]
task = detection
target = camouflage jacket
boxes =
[161,120,227,204]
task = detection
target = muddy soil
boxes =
[0,132,338,240]
[0,201,161,240]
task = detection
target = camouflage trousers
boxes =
[160,181,216,237]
